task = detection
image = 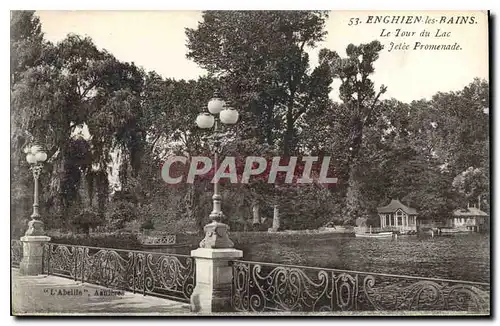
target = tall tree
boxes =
[318,41,387,223]
[138,74,226,233]
[11,31,145,229]
[186,10,333,155]
[10,11,45,87]
[186,11,334,228]
[10,11,48,235]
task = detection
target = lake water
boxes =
[159,233,490,283]
[239,233,490,283]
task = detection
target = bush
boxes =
[105,200,138,232]
[140,219,155,231]
[71,209,102,234]
[123,220,141,233]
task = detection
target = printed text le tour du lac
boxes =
[347,14,479,52]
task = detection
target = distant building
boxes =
[449,206,488,232]
[377,199,418,233]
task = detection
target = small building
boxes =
[450,206,488,232]
[377,199,418,233]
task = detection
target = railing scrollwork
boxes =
[43,243,195,302]
[232,261,490,313]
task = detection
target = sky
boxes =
[36,10,489,103]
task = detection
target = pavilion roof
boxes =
[377,199,418,215]
[453,207,488,217]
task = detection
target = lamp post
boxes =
[195,91,239,248]
[24,144,48,235]
[20,143,51,276]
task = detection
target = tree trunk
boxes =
[283,106,294,157]
[272,204,280,230]
[348,118,363,163]
[186,183,204,235]
[265,103,274,147]
[345,161,362,224]
[344,118,364,224]
[96,171,108,218]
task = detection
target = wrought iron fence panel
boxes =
[81,247,132,289]
[11,240,23,268]
[44,243,195,302]
[47,244,78,278]
[232,261,490,313]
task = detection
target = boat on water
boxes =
[355,231,394,238]
[439,228,470,236]
[354,226,394,238]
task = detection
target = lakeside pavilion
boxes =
[450,205,488,232]
[377,199,418,232]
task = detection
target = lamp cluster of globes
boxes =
[24,145,48,164]
[195,94,239,129]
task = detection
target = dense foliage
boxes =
[11,11,489,237]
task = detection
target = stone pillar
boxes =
[268,204,280,232]
[190,248,243,313]
[252,204,260,225]
[19,219,50,276]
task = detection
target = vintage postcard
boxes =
[10,10,490,316]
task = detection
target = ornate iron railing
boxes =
[43,243,195,302]
[232,260,490,313]
[11,240,23,268]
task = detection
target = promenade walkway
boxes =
[11,269,488,316]
[11,269,190,316]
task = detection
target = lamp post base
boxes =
[199,221,234,249]
[24,219,45,236]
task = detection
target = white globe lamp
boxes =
[220,107,239,125]
[196,112,215,129]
